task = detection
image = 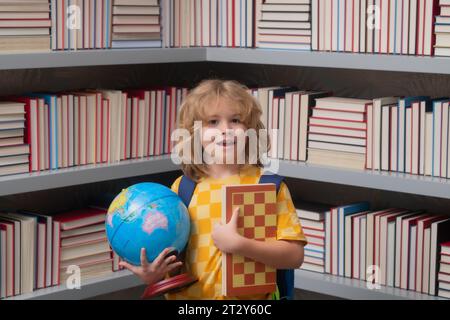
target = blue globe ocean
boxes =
[105,182,191,266]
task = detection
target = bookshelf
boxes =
[0,155,178,197]
[0,48,205,70]
[5,269,444,300]
[277,160,450,200]
[5,270,141,300]
[1,157,449,199]
[206,48,450,74]
[293,270,444,300]
[2,47,450,301]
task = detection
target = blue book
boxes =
[337,202,370,277]
[28,93,58,170]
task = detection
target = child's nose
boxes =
[218,120,232,133]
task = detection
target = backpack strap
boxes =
[178,175,197,208]
[259,172,295,300]
[258,172,284,194]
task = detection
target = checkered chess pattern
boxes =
[165,166,307,300]
[230,190,277,289]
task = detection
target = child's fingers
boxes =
[166,261,183,273]
[153,247,174,268]
[119,261,138,274]
[140,248,149,267]
[162,254,177,268]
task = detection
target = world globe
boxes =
[105,182,191,266]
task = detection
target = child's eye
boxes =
[207,119,218,126]
[231,118,241,124]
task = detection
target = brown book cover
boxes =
[221,183,277,297]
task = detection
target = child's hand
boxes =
[119,247,182,285]
[212,207,244,254]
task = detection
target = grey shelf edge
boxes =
[0,155,179,196]
[294,269,444,300]
[8,268,444,300]
[6,270,142,300]
[207,47,450,74]
[277,159,450,200]
[0,47,206,70]
[2,47,450,73]
[1,157,450,199]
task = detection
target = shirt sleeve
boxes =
[276,182,307,244]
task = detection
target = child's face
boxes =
[201,97,247,165]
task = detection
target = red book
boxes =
[53,208,106,231]
[221,184,277,297]
[442,242,450,255]
[0,221,14,297]
[52,208,106,285]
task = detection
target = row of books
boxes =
[312,0,438,56]
[162,0,255,48]
[5,85,450,181]
[295,201,450,299]
[6,0,450,56]
[367,97,450,178]
[51,0,112,50]
[0,87,186,176]
[0,208,119,299]
[248,87,331,162]
[250,86,450,179]
[434,0,450,56]
[0,0,51,52]
[249,87,377,171]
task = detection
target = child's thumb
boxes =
[230,207,240,226]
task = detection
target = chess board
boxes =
[221,184,278,297]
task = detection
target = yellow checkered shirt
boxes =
[166,166,307,300]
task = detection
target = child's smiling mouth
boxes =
[215,137,237,147]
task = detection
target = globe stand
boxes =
[141,250,198,299]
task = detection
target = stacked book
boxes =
[438,242,450,298]
[307,97,370,170]
[366,97,450,179]
[256,0,312,50]
[249,87,329,161]
[312,0,439,56]
[435,0,450,56]
[53,208,116,286]
[324,202,450,297]
[0,207,123,299]
[296,202,329,273]
[162,0,254,48]
[0,102,30,177]
[51,0,112,50]
[112,0,161,48]
[0,0,51,52]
